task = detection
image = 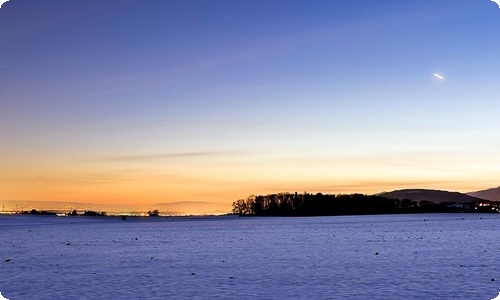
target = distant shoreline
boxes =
[0,211,238,219]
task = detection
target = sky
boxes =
[1,0,500,214]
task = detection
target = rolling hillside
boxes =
[467,186,500,201]
[377,189,484,203]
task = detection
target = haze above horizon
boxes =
[1,1,500,215]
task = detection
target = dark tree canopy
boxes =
[148,209,160,216]
[232,192,484,216]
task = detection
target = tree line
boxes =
[232,192,483,216]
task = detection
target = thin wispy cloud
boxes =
[80,50,260,97]
[94,151,243,162]
[84,123,168,132]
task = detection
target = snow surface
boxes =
[1,214,500,299]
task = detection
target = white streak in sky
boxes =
[492,0,500,9]
[433,73,444,80]
[0,0,9,9]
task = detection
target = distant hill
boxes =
[377,189,484,204]
[467,186,500,201]
[153,201,231,215]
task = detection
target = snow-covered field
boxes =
[1,214,499,299]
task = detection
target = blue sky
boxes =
[1,0,500,212]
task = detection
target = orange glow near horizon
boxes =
[2,150,497,214]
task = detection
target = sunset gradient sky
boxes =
[1,1,500,214]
